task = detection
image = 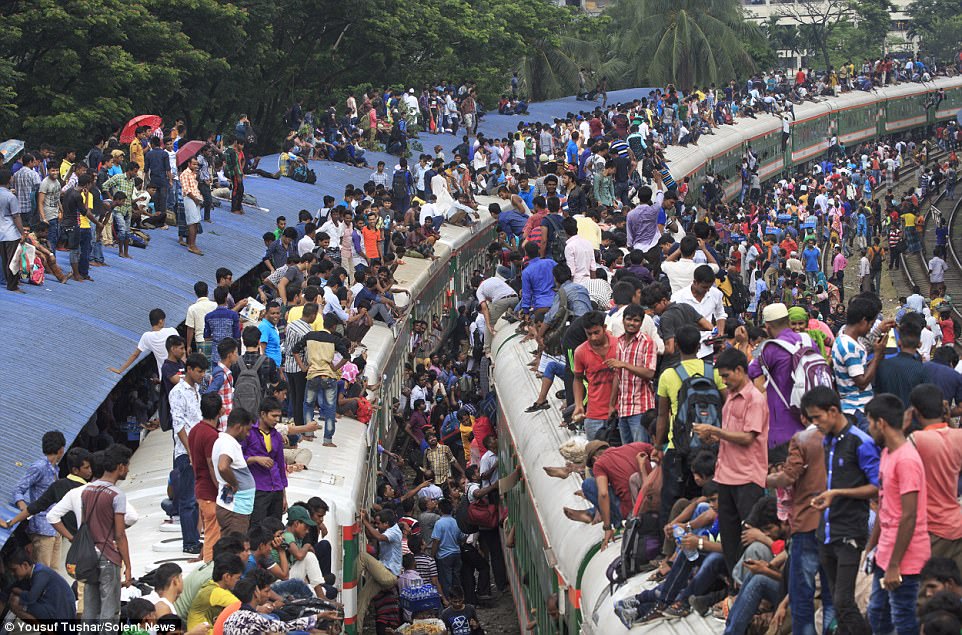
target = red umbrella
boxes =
[120,114,162,144]
[176,140,205,168]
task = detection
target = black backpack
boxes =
[392,169,409,199]
[725,276,750,316]
[671,361,723,457]
[291,164,316,184]
[66,487,111,584]
[606,511,660,586]
[542,214,567,264]
[870,246,883,272]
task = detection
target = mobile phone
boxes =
[215,135,222,143]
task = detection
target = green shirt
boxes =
[174,560,213,616]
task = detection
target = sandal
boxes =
[647,567,669,583]
[710,597,733,622]
[525,401,550,413]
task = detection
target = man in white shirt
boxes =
[319,210,344,250]
[185,282,217,355]
[108,308,180,376]
[479,436,499,489]
[476,276,519,349]
[297,223,317,257]
[671,264,727,358]
[168,353,206,555]
[661,235,719,295]
[562,216,596,285]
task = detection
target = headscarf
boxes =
[788,306,808,322]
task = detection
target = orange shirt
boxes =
[911,426,962,540]
[361,226,381,259]
[212,600,242,635]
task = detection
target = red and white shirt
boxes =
[616,330,657,417]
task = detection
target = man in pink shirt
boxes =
[832,245,848,287]
[907,383,962,572]
[694,347,768,574]
[865,393,930,635]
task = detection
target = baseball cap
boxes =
[585,440,610,466]
[762,303,789,323]
[287,505,317,527]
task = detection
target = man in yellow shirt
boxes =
[186,554,243,632]
[129,127,147,173]
[655,325,726,527]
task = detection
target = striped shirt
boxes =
[284,319,312,375]
[102,173,136,215]
[832,332,872,414]
[180,167,201,199]
[616,331,657,417]
[215,362,234,430]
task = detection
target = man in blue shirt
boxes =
[491,203,527,240]
[431,499,465,597]
[520,242,556,315]
[7,550,76,620]
[517,175,535,211]
[258,302,283,367]
[924,346,962,417]
[802,239,822,287]
[205,286,242,365]
[566,131,581,166]
[11,431,66,570]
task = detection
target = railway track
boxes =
[900,185,962,320]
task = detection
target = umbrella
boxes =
[119,115,162,144]
[0,139,25,164]
[175,140,205,168]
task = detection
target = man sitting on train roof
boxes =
[562,439,655,550]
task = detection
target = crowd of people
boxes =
[1,57,962,635]
[464,108,962,633]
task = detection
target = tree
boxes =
[776,0,854,70]
[606,0,759,90]
[907,0,962,64]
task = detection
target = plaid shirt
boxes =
[101,172,136,215]
[180,167,201,200]
[616,330,657,417]
[13,167,40,217]
[215,362,234,430]
[424,443,455,484]
[369,170,390,188]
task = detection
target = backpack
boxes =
[758,333,834,415]
[457,373,475,397]
[606,468,663,586]
[392,170,409,199]
[542,213,567,264]
[234,355,267,416]
[869,246,883,272]
[724,276,749,316]
[671,361,723,457]
[66,487,111,584]
[291,164,316,184]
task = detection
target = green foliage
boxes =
[907,0,962,63]
[605,0,760,90]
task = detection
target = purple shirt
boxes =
[625,191,665,251]
[241,422,288,492]
[748,328,804,448]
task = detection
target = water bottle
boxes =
[673,525,699,561]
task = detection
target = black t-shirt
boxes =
[161,359,185,401]
[441,605,479,635]
[61,189,84,227]
[561,314,590,352]
[658,302,703,367]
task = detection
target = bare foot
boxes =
[563,507,594,524]
[543,466,571,479]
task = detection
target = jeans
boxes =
[437,553,462,597]
[91,236,104,263]
[78,227,92,276]
[199,181,213,221]
[868,566,920,635]
[584,417,606,441]
[173,454,200,549]
[113,211,130,242]
[789,531,835,635]
[152,183,168,214]
[723,572,782,635]
[632,551,726,610]
[83,560,121,620]
[272,578,315,600]
[306,377,338,442]
[47,218,60,254]
[581,477,623,527]
[618,414,650,444]
[820,540,869,633]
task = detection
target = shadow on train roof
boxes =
[0,86,652,546]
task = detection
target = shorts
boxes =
[113,211,131,242]
[184,197,202,225]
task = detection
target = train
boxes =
[492,74,962,635]
[122,212,496,635]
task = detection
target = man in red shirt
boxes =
[189,393,224,562]
[907,383,962,572]
[563,440,654,550]
[865,393,930,634]
[572,311,617,441]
